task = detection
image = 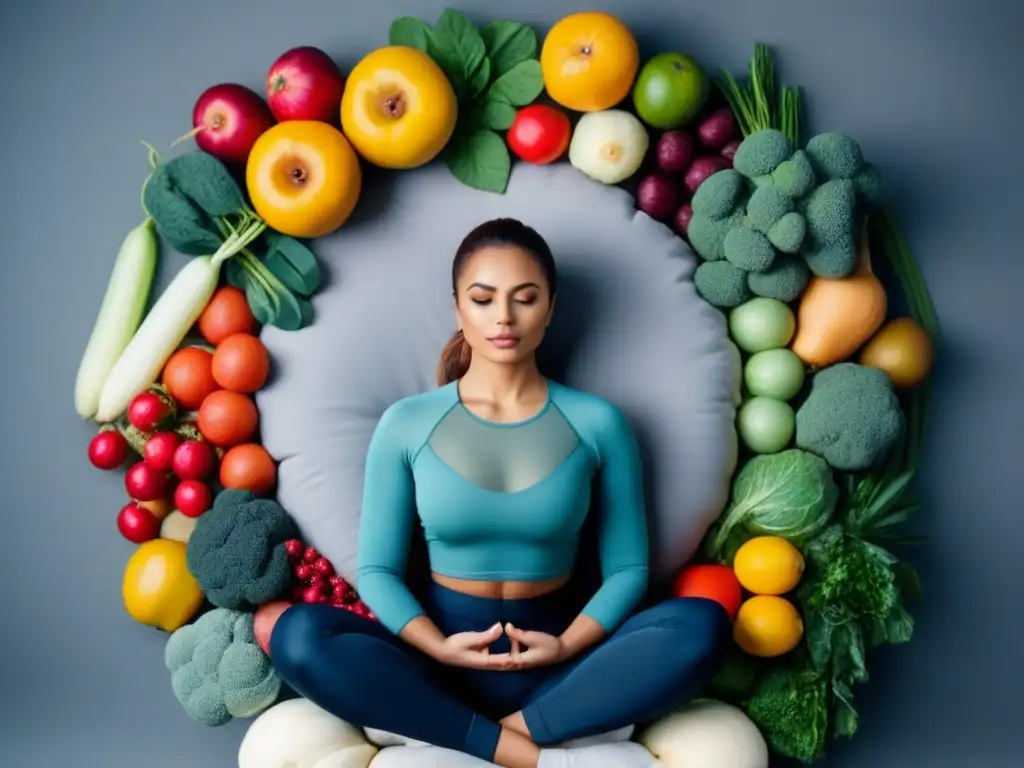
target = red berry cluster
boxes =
[283,539,376,620]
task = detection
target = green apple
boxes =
[632,52,709,130]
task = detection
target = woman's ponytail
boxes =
[437,330,472,386]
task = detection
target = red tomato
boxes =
[672,564,744,621]
[507,105,571,164]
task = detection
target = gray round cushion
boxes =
[255,160,738,589]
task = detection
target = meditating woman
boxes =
[269,218,731,768]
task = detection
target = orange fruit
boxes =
[212,333,270,393]
[197,390,258,447]
[220,443,277,496]
[672,564,743,620]
[733,595,804,658]
[341,45,458,169]
[162,346,220,410]
[246,120,362,239]
[540,12,640,113]
[198,286,256,345]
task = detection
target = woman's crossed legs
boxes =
[269,596,730,767]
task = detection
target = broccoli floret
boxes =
[795,362,904,471]
[687,209,745,261]
[805,132,864,180]
[767,211,807,253]
[747,253,810,302]
[186,489,297,611]
[165,608,281,726]
[733,129,793,178]
[690,169,746,220]
[694,259,752,308]
[744,663,829,763]
[771,150,817,199]
[853,162,884,207]
[800,179,857,277]
[747,185,794,234]
[724,226,776,272]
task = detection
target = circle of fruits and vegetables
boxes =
[74,8,939,765]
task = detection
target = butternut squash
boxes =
[790,233,887,367]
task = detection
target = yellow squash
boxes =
[790,233,888,368]
[122,538,204,632]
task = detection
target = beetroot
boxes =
[636,173,680,221]
[697,108,738,148]
[674,203,694,236]
[720,139,742,166]
[654,130,694,173]
[683,156,730,194]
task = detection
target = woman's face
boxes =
[454,244,554,366]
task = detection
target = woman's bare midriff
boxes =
[431,572,570,600]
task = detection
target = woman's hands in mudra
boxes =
[435,623,568,671]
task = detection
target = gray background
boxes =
[1,0,1020,766]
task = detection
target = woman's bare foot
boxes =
[493,725,541,768]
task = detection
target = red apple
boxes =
[188,83,275,165]
[117,502,161,543]
[266,46,346,124]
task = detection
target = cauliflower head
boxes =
[186,489,297,611]
[795,363,904,471]
[165,608,281,726]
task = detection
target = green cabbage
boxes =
[707,449,839,560]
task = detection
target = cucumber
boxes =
[74,218,159,420]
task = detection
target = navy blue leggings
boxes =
[270,582,729,763]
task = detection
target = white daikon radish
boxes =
[94,220,265,423]
[74,218,158,420]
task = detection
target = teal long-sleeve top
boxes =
[355,379,650,636]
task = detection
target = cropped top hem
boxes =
[427,565,573,582]
[355,379,651,636]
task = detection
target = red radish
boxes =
[721,139,741,166]
[674,202,694,236]
[181,83,275,165]
[127,391,174,432]
[117,502,161,543]
[144,432,181,472]
[88,430,128,470]
[684,156,730,194]
[635,173,680,221]
[266,46,346,124]
[125,461,169,501]
[174,479,213,518]
[171,439,217,480]
[697,108,738,148]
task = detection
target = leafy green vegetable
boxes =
[743,656,830,763]
[163,151,246,217]
[716,41,803,147]
[142,145,322,331]
[444,129,512,194]
[481,20,538,77]
[487,59,544,106]
[141,163,222,256]
[393,8,542,193]
[426,9,489,99]
[388,17,430,51]
[707,448,839,559]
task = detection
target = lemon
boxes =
[122,538,205,632]
[733,535,805,595]
[733,595,804,658]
